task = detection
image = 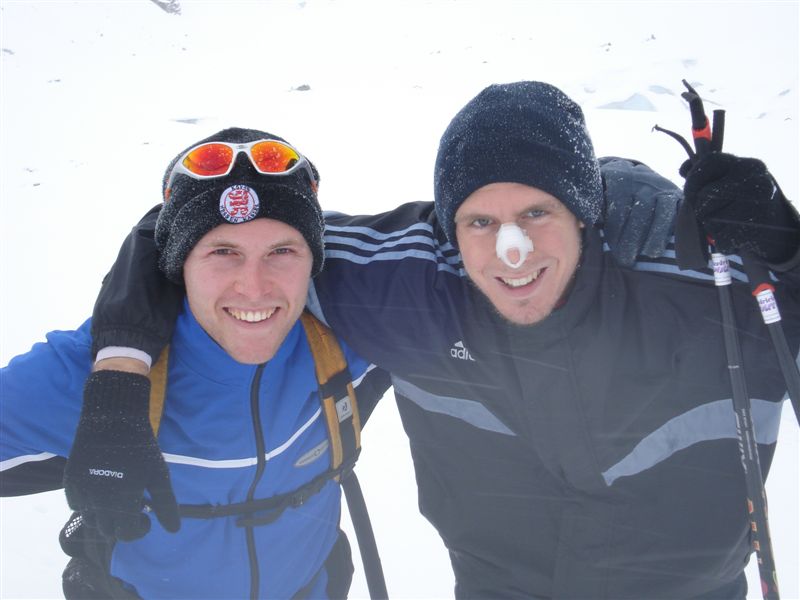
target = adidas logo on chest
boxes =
[450,340,475,362]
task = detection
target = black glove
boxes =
[683,152,800,264]
[600,157,681,267]
[64,370,180,541]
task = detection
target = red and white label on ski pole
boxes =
[755,286,781,324]
[711,253,732,286]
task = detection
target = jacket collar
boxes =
[169,297,303,386]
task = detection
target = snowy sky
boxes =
[1,1,798,598]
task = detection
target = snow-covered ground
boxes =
[1,1,797,598]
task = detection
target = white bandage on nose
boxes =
[496,223,534,269]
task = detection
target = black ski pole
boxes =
[655,79,782,600]
[687,80,780,600]
[709,251,780,600]
[739,253,800,427]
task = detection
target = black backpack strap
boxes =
[179,458,358,527]
[341,472,388,599]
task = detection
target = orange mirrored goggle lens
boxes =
[182,141,301,177]
[182,143,234,176]
[249,141,301,173]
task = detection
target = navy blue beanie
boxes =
[155,127,324,283]
[434,81,603,248]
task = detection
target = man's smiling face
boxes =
[183,218,313,364]
[455,182,583,325]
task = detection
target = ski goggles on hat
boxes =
[164,139,317,201]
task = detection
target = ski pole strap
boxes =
[710,109,725,152]
[681,79,712,156]
[674,204,710,270]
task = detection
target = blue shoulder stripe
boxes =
[324,224,770,284]
[601,235,762,283]
[324,222,463,274]
[325,221,439,242]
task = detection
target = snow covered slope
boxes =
[1,2,797,598]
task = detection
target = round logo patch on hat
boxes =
[219,185,260,223]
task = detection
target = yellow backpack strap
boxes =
[300,313,388,598]
[147,346,169,436]
[299,312,361,473]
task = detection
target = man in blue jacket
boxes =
[0,129,390,599]
[46,82,800,598]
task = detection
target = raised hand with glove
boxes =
[600,156,682,267]
[682,152,800,267]
[63,370,180,541]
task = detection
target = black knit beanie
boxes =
[155,127,324,283]
[434,81,603,248]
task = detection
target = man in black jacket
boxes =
[48,82,800,598]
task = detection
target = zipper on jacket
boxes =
[245,363,268,600]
